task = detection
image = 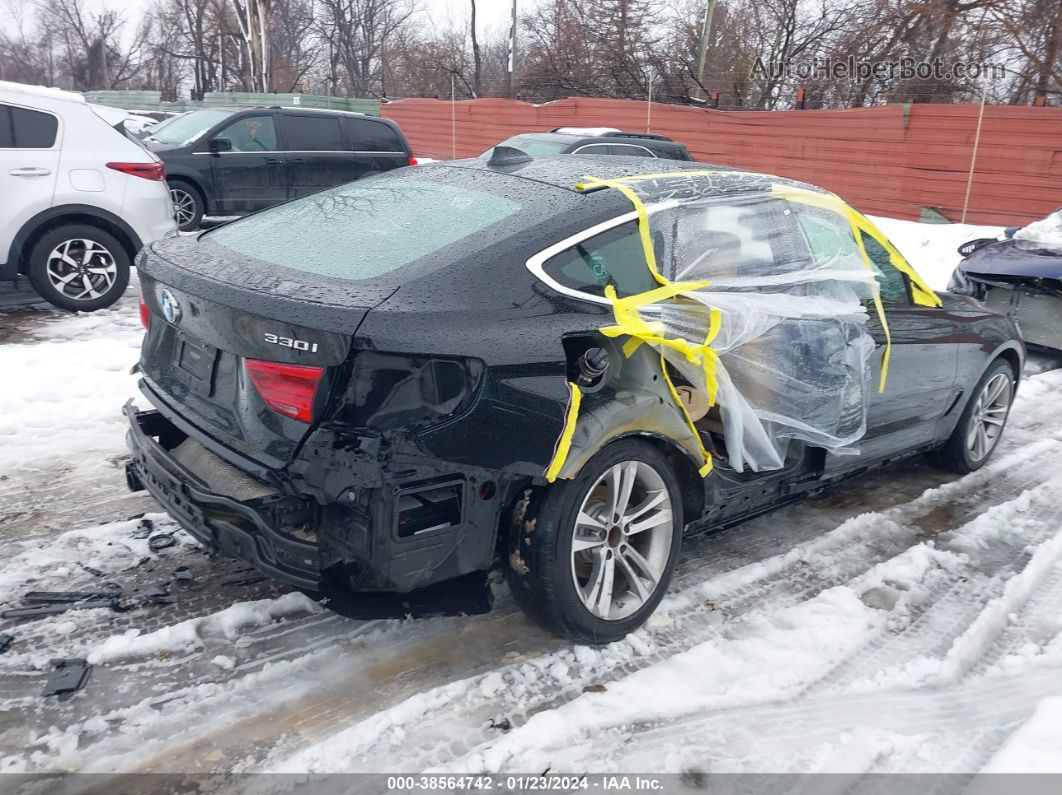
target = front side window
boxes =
[216,115,277,152]
[0,104,58,148]
[541,221,659,298]
[284,115,343,151]
[860,231,910,304]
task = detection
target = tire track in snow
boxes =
[274,445,1062,773]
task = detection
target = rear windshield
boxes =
[207,168,527,281]
[145,109,233,146]
[485,135,573,157]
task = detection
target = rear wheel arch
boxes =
[12,206,141,275]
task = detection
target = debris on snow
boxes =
[42,659,92,699]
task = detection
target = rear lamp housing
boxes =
[246,359,325,423]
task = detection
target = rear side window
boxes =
[542,221,658,298]
[344,118,404,152]
[285,115,343,151]
[0,104,58,148]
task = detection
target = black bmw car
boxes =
[126,155,1023,643]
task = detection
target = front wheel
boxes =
[505,439,683,643]
[930,360,1015,473]
[27,224,131,312]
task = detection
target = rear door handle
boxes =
[288,158,304,164]
[9,167,51,177]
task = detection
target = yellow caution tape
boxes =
[659,353,714,477]
[544,381,583,483]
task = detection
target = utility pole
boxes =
[507,0,517,98]
[695,0,716,100]
[100,27,109,90]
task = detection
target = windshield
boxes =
[482,135,573,158]
[207,169,525,281]
[145,109,234,146]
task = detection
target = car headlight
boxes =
[344,351,484,432]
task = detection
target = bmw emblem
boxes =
[160,289,181,325]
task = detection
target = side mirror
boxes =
[209,137,232,153]
[957,237,996,257]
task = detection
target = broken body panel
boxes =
[125,156,1023,602]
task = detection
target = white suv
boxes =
[0,81,176,311]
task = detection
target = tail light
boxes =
[408,155,418,166]
[138,292,150,329]
[246,359,324,423]
[107,162,166,181]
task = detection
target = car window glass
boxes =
[344,118,404,152]
[285,115,343,151]
[148,109,233,146]
[661,200,785,283]
[610,144,655,157]
[0,104,58,148]
[217,115,277,152]
[542,221,659,298]
[489,136,571,157]
[574,144,611,155]
[209,174,524,280]
[860,231,910,304]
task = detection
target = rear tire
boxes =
[27,224,131,312]
[168,179,204,232]
[505,439,683,644]
[930,360,1015,473]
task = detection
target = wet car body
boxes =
[126,156,1024,628]
[951,236,1062,351]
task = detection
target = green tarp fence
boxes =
[83,90,379,116]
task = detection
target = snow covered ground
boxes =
[1,217,1060,782]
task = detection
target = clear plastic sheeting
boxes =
[580,171,884,474]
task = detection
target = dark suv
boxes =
[483,130,693,161]
[143,107,415,231]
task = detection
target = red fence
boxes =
[382,97,1062,226]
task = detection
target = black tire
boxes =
[168,179,204,232]
[505,438,684,644]
[27,224,131,313]
[930,359,1016,474]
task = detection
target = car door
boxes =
[831,228,959,468]
[206,113,287,214]
[342,117,411,179]
[0,101,60,267]
[279,112,356,199]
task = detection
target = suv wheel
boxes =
[27,224,131,312]
[930,360,1015,473]
[506,439,683,643]
[168,180,204,232]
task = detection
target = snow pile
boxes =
[869,216,1004,290]
[88,591,320,663]
[1014,209,1062,253]
[980,696,1062,773]
[0,298,144,475]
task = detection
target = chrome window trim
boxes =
[571,142,658,158]
[524,199,677,305]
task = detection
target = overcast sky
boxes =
[3,0,520,42]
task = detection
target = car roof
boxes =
[208,105,387,120]
[439,154,825,198]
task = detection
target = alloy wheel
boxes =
[570,460,674,621]
[170,187,197,227]
[45,239,117,302]
[966,372,1012,462]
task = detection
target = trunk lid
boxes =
[137,237,395,469]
